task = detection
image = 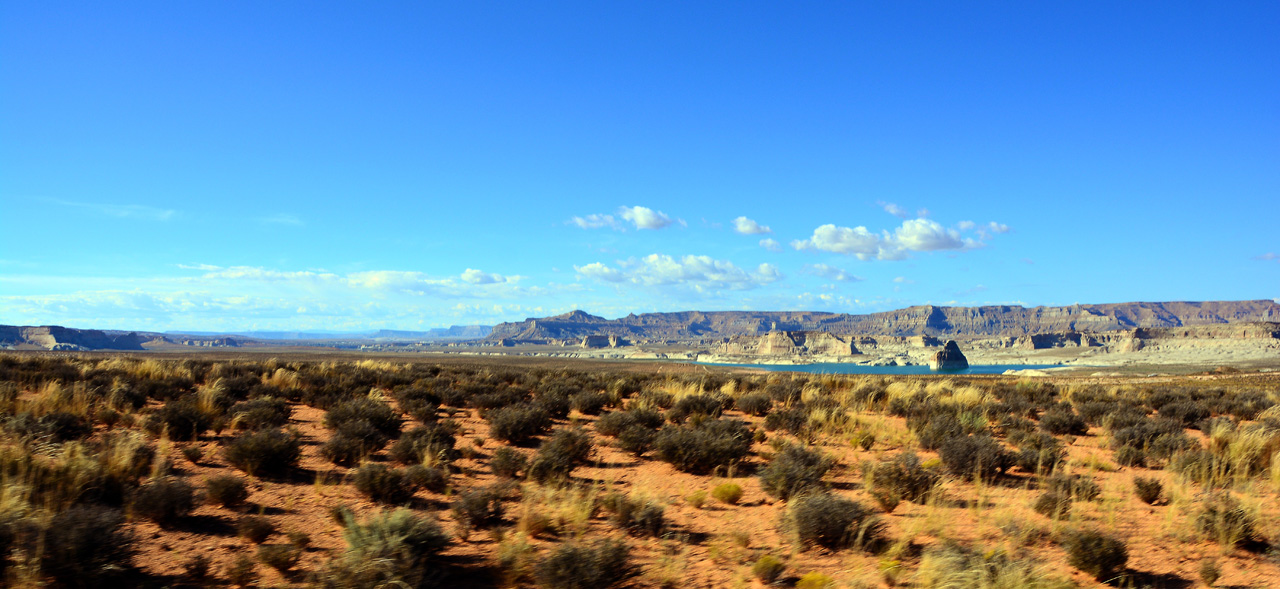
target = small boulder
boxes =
[929,340,969,371]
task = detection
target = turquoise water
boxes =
[696,362,1059,375]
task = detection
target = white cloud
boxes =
[460,268,508,284]
[46,198,177,221]
[732,216,772,235]
[804,264,864,282]
[878,201,909,218]
[957,220,976,230]
[575,254,781,291]
[619,206,674,230]
[987,222,1010,234]
[1255,252,1278,262]
[569,214,617,229]
[893,276,913,284]
[257,213,304,226]
[794,217,986,261]
[759,238,782,252]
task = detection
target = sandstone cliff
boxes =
[0,326,148,351]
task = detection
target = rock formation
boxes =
[929,341,970,371]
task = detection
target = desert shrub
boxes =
[226,554,258,586]
[1110,418,1188,460]
[354,463,419,504]
[1033,492,1072,520]
[1133,476,1163,505]
[569,390,611,415]
[388,422,459,465]
[1101,405,1149,431]
[1009,431,1066,473]
[654,418,753,474]
[916,544,1074,589]
[602,493,666,537]
[528,428,593,483]
[320,508,450,588]
[617,425,657,457]
[238,515,277,544]
[288,530,312,549]
[1115,444,1146,467]
[712,483,743,505]
[1044,473,1101,501]
[1061,528,1127,581]
[145,395,215,441]
[1039,405,1088,435]
[325,398,403,440]
[452,487,504,535]
[491,446,527,478]
[131,475,197,525]
[759,444,834,500]
[752,554,787,584]
[534,538,635,589]
[487,403,552,446]
[865,450,936,507]
[229,397,291,430]
[223,428,301,476]
[32,411,94,442]
[40,505,135,587]
[320,431,377,466]
[404,464,450,494]
[1199,559,1221,586]
[795,572,836,589]
[764,405,810,436]
[736,391,773,416]
[181,444,203,463]
[765,381,803,405]
[666,393,726,424]
[1159,400,1210,427]
[258,543,301,574]
[939,435,1013,482]
[788,493,884,551]
[634,389,674,410]
[1195,493,1259,549]
[595,408,664,437]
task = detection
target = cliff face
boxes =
[0,326,147,351]
[715,331,858,357]
[488,300,1280,341]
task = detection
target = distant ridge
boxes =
[487,300,1280,341]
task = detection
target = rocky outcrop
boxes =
[714,331,858,357]
[582,335,627,348]
[487,301,1280,342]
[0,326,147,351]
[929,341,970,371]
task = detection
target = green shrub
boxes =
[1043,473,1101,501]
[404,464,450,494]
[1061,528,1127,581]
[528,428,593,483]
[764,406,811,436]
[1115,444,1146,467]
[617,425,657,456]
[1199,559,1221,586]
[712,483,744,505]
[595,408,664,437]
[452,487,505,536]
[257,543,301,574]
[916,544,1074,589]
[865,451,939,507]
[223,428,301,476]
[1032,492,1071,520]
[238,515,277,544]
[751,554,787,584]
[736,391,773,416]
[327,508,450,588]
[324,398,403,440]
[353,463,418,504]
[795,572,836,589]
[1010,431,1066,473]
[602,493,666,537]
[534,538,635,589]
[131,476,197,526]
[569,390,611,415]
[1039,405,1088,435]
[40,505,135,587]
[145,396,215,441]
[666,393,726,424]
[388,422,459,465]
[181,444,203,464]
[938,435,1013,482]
[654,418,753,474]
[225,554,259,586]
[491,446,527,478]
[788,493,884,551]
[1133,476,1163,505]
[759,444,834,500]
[487,403,552,446]
[229,397,291,430]
[320,431,378,466]
[1195,493,1258,549]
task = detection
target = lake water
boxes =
[696,362,1059,375]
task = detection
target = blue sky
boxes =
[2,2,1277,332]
